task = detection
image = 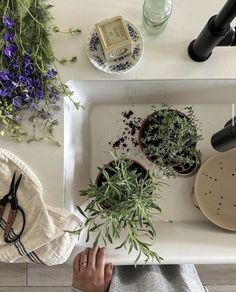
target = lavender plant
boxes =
[0,0,81,144]
[77,152,165,264]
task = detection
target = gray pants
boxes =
[109,264,207,292]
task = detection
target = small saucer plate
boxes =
[86,20,144,74]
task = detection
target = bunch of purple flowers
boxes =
[0,1,80,144]
[0,14,62,142]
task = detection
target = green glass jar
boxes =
[143,0,173,34]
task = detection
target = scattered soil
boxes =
[108,109,143,151]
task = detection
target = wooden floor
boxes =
[0,263,236,291]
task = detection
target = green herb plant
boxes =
[140,104,202,177]
[77,152,164,264]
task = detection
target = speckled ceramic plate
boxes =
[194,149,236,231]
[86,20,144,74]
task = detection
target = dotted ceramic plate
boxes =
[86,20,144,74]
[194,149,236,231]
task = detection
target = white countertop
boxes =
[1,0,235,207]
[0,109,64,208]
[51,0,236,81]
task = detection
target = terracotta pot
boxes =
[95,159,147,209]
[172,153,201,177]
[138,109,198,175]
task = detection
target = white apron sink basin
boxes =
[64,79,236,265]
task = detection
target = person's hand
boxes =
[72,246,113,292]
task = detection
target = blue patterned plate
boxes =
[86,20,144,74]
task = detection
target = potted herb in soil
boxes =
[138,104,202,178]
[77,152,164,264]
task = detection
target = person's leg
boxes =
[109,264,206,292]
[159,264,206,292]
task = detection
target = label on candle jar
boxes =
[96,16,132,61]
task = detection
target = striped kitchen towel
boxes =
[0,148,82,265]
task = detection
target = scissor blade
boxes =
[0,205,4,220]
[14,174,22,195]
[4,209,17,240]
[8,172,16,194]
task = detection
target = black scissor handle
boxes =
[4,206,26,244]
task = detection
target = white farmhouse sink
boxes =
[64,79,236,265]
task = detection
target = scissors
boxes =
[0,172,26,243]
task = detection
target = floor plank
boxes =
[27,263,72,287]
[206,285,236,292]
[196,264,236,285]
[1,263,236,291]
[0,288,72,292]
[0,263,26,286]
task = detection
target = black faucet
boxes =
[211,117,236,151]
[188,0,236,62]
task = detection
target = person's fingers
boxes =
[105,263,113,281]
[104,263,113,291]
[80,247,90,269]
[88,245,99,268]
[73,253,81,272]
[96,247,106,271]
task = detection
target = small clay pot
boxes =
[96,159,147,209]
[172,153,201,177]
[96,159,147,186]
[138,109,198,175]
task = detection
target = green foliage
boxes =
[78,152,164,264]
[140,104,202,177]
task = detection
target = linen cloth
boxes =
[0,148,82,265]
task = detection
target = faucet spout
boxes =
[214,0,236,30]
[188,0,236,62]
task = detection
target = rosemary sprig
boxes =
[140,103,202,177]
